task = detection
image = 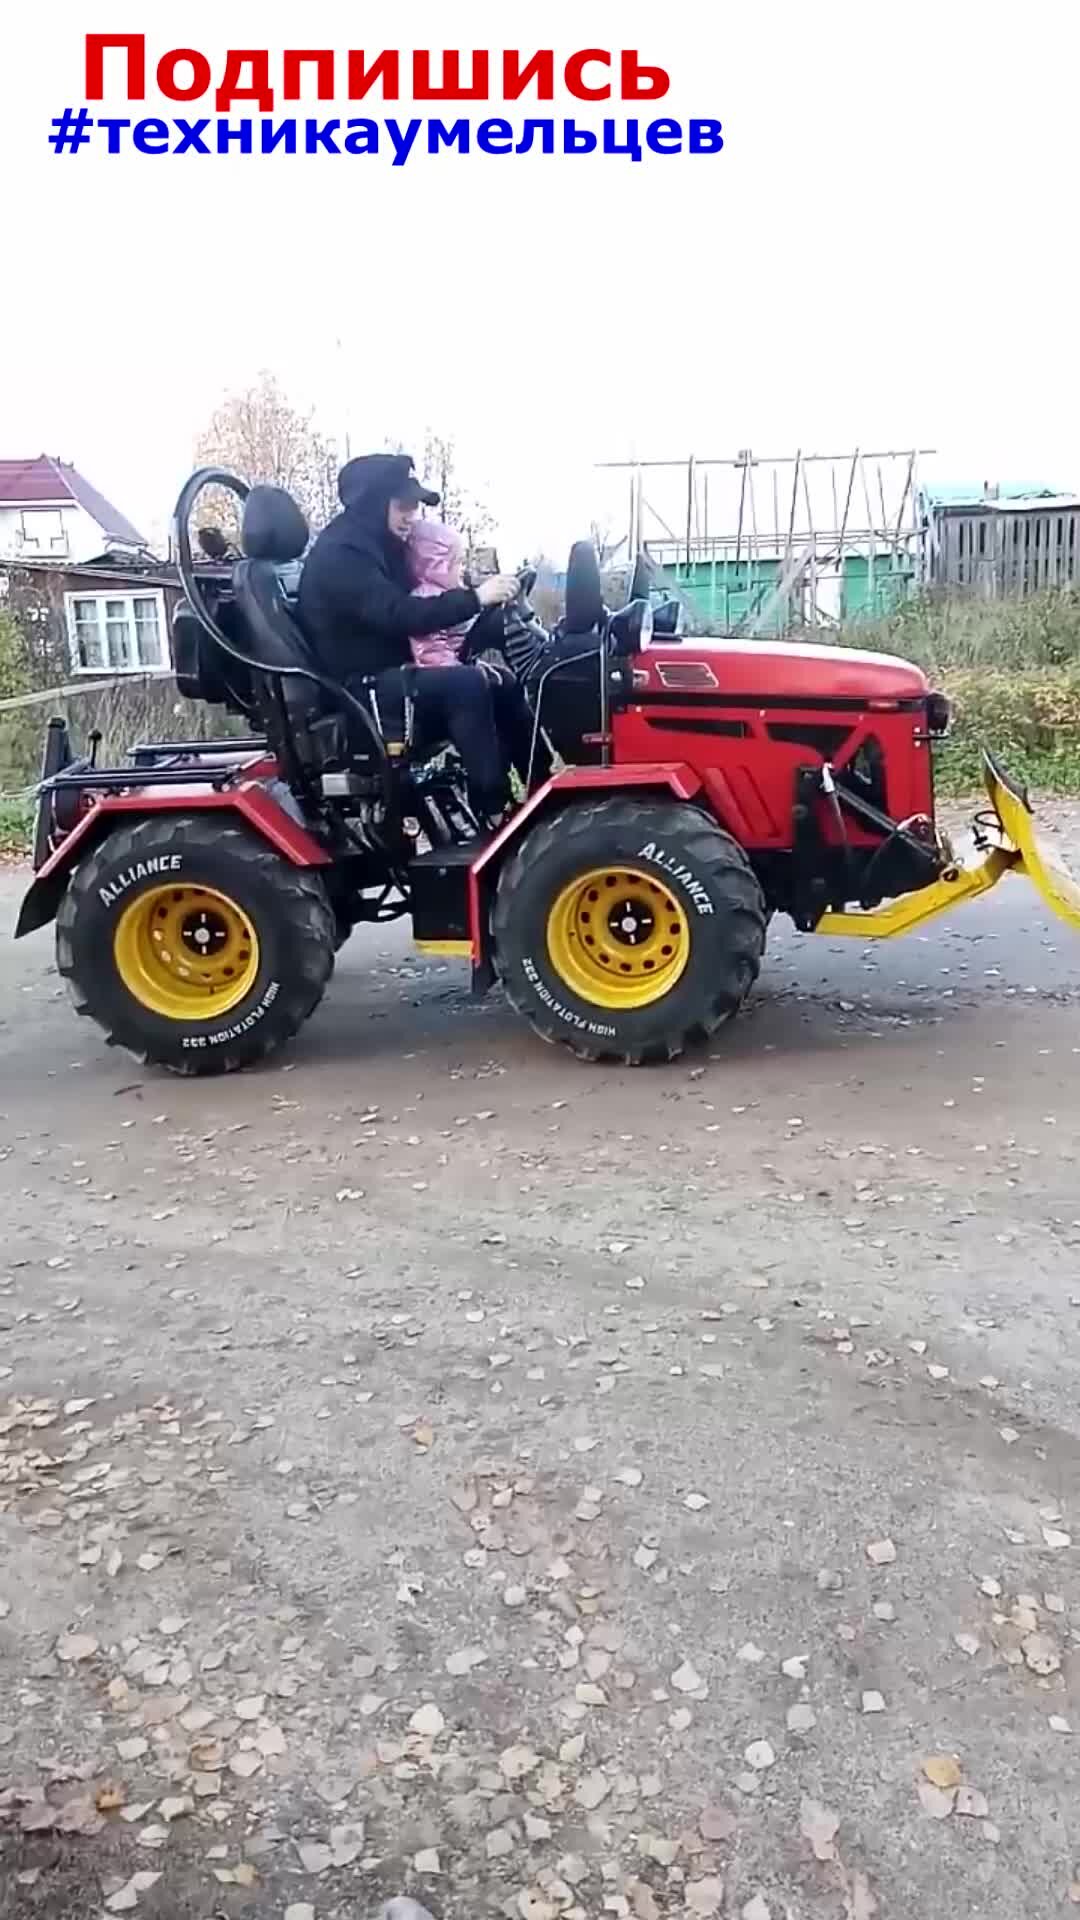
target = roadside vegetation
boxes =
[841,589,1080,795]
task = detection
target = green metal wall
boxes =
[656,559,787,634]
[840,554,915,621]
[656,554,916,632]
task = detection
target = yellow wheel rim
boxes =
[545,865,691,1010]
[113,883,260,1021]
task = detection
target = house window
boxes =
[19,509,69,555]
[66,591,167,672]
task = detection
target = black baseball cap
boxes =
[338,453,439,510]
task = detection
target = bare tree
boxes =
[193,371,341,538]
[382,428,496,557]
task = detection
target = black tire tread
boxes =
[492,797,766,1064]
[56,815,335,1076]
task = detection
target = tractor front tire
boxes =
[56,815,336,1075]
[492,797,767,1063]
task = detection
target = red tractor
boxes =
[15,469,1080,1075]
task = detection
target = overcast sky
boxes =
[3,0,1078,563]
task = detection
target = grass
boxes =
[840,585,1080,674]
[0,794,33,858]
[827,588,1080,797]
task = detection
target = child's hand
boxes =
[475,574,519,608]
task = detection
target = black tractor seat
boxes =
[230,485,456,780]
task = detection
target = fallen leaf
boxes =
[329,1822,366,1866]
[686,1877,724,1916]
[19,1802,57,1834]
[95,1782,126,1813]
[672,1661,706,1695]
[409,1703,445,1739]
[922,1755,962,1790]
[955,1785,989,1819]
[787,1704,817,1734]
[699,1803,737,1842]
[56,1797,104,1836]
[844,1873,879,1920]
[446,1646,486,1676]
[56,1633,98,1664]
[917,1781,956,1820]
[576,1770,611,1810]
[866,1539,896,1567]
[800,1797,840,1862]
[297,1842,334,1875]
[500,1743,541,1780]
[1023,1632,1062,1676]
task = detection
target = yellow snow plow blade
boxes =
[981,749,1080,931]
[814,749,1080,939]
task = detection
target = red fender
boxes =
[16,782,329,939]
[467,762,703,964]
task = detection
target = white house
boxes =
[0,455,147,566]
[0,456,174,675]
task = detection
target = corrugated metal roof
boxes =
[920,481,1064,508]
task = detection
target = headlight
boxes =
[926,691,951,736]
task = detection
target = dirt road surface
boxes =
[2,814,1080,1920]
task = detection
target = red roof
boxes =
[0,455,146,547]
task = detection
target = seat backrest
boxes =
[231,485,314,678]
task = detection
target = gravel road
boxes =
[2,812,1080,1920]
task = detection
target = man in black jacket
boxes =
[299,453,520,820]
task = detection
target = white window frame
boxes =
[64,588,168,674]
[18,507,70,556]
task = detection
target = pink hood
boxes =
[407,518,465,595]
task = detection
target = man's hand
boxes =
[475,574,520,609]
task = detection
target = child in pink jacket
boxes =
[405,516,551,789]
[406,519,475,666]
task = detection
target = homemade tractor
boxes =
[15,469,1080,1074]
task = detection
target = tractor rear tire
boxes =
[492,797,767,1063]
[56,815,336,1075]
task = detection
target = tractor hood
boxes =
[638,636,929,706]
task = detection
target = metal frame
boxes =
[597,448,936,636]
